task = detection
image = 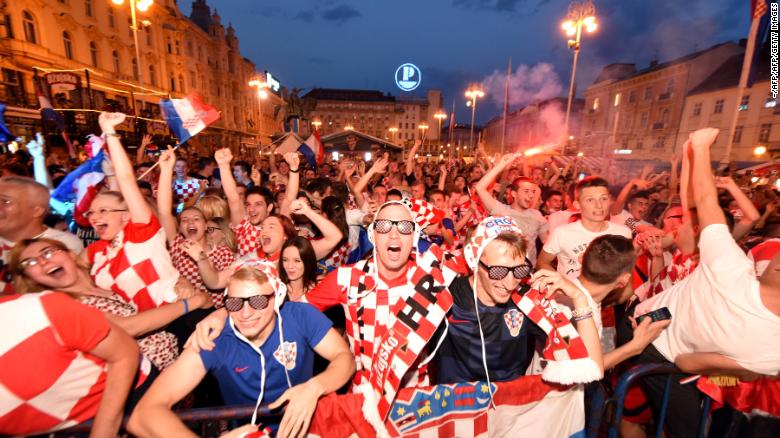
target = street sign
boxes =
[395,63,421,92]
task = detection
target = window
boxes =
[592,97,600,110]
[636,139,644,150]
[714,99,724,114]
[189,71,196,89]
[644,87,652,101]
[85,0,93,17]
[654,136,666,149]
[613,93,621,107]
[178,74,185,93]
[112,50,120,73]
[640,112,648,126]
[166,37,172,54]
[175,40,181,55]
[146,27,152,45]
[149,64,156,87]
[666,79,674,94]
[132,58,139,80]
[660,108,669,123]
[692,102,702,116]
[108,7,115,27]
[733,125,743,144]
[170,76,175,91]
[89,41,98,67]
[759,123,772,142]
[739,95,750,111]
[63,31,74,59]
[23,11,37,44]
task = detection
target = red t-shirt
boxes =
[0,292,111,435]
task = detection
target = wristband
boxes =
[571,311,593,322]
[289,168,299,173]
[104,132,121,138]
[183,299,189,315]
[571,307,592,318]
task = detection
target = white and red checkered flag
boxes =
[401,197,444,229]
[159,93,220,144]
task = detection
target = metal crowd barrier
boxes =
[61,404,275,435]
[594,363,712,438]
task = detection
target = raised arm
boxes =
[689,128,725,229]
[290,199,344,259]
[716,176,761,240]
[106,293,211,337]
[610,178,648,216]
[214,148,245,226]
[27,133,52,189]
[279,152,300,217]
[156,147,179,243]
[353,156,388,209]
[99,112,151,224]
[475,152,520,214]
[135,134,152,165]
[437,163,448,191]
[405,140,421,176]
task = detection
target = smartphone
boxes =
[636,307,672,324]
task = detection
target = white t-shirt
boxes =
[636,224,780,375]
[547,210,576,234]
[542,220,632,279]
[610,209,650,232]
[489,203,548,263]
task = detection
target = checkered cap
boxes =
[231,259,287,308]
[401,198,444,229]
[463,216,524,268]
[748,238,780,277]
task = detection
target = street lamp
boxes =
[418,123,429,152]
[311,120,322,132]
[112,0,153,107]
[388,127,398,143]
[755,145,768,156]
[561,0,598,141]
[465,85,485,150]
[248,79,270,99]
[434,110,447,149]
[345,124,354,131]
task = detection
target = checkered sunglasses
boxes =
[479,260,532,280]
[224,294,274,312]
[373,219,415,235]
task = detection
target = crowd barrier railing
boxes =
[592,363,712,438]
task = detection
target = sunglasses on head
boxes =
[224,294,273,312]
[479,260,532,281]
[373,219,415,235]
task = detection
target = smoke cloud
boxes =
[480,63,564,110]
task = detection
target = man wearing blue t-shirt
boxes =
[129,263,355,438]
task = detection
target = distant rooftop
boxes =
[303,88,396,102]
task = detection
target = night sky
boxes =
[180,0,748,125]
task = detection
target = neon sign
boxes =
[395,63,421,91]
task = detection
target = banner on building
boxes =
[44,72,81,95]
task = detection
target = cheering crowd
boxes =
[0,112,779,437]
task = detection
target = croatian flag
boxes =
[159,93,220,144]
[299,130,324,169]
[51,150,106,226]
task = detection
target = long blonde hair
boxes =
[197,195,230,221]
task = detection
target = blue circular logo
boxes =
[395,63,421,92]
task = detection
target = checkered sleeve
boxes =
[125,214,162,244]
[42,293,110,352]
[209,246,236,271]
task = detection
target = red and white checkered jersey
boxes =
[0,292,112,435]
[306,261,430,390]
[173,178,205,204]
[87,215,179,312]
[170,235,235,307]
[231,218,262,257]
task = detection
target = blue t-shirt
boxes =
[199,302,333,407]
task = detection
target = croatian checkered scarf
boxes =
[464,216,603,386]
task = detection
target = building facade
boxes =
[677,48,778,162]
[304,88,444,153]
[579,42,743,160]
[481,97,583,155]
[0,0,279,148]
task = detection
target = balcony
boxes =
[658,92,672,101]
[652,122,665,130]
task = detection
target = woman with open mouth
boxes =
[157,147,236,308]
[7,238,212,370]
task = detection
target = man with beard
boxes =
[475,153,548,263]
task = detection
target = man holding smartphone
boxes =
[630,128,780,437]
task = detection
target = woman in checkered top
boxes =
[156,147,236,307]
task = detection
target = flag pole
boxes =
[723,1,764,164]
